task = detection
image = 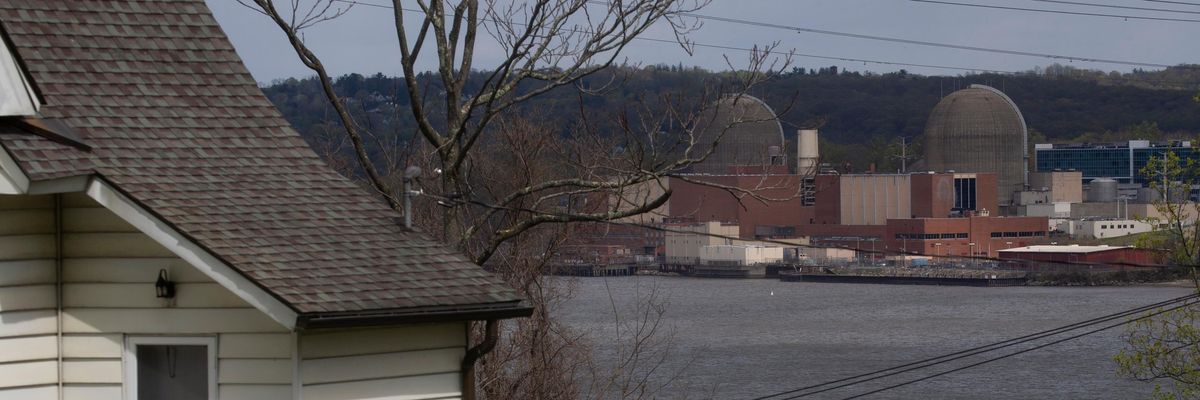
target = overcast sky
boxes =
[207,0,1200,84]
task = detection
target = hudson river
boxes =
[556,276,1194,399]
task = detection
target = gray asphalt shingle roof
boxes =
[0,0,525,319]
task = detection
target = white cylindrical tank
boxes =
[1087,178,1118,203]
[797,129,819,175]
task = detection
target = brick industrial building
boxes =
[660,171,1048,259]
[998,245,1164,266]
[666,170,812,238]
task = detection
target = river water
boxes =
[554,276,1194,399]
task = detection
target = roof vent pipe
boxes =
[403,166,422,229]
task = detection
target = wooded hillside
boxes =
[263,64,1200,172]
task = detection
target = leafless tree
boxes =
[239,0,792,262]
[239,0,794,398]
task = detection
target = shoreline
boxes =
[1136,279,1198,288]
[598,266,1200,289]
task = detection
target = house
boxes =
[0,1,529,399]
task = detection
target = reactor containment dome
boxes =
[689,94,786,174]
[924,84,1028,207]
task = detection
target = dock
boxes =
[779,267,1028,287]
[553,263,638,277]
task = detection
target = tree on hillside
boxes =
[239,0,792,398]
[1115,150,1200,399]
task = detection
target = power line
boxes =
[332,0,1200,86]
[634,37,1020,74]
[577,0,1192,69]
[334,0,1023,74]
[669,9,1179,69]
[749,293,1200,399]
[1146,0,1200,7]
[910,0,1200,22]
[1034,0,1200,15]
[840,299,1195,398]
[637,37,1199,89]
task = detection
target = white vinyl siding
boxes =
[55,193,293,399]
[2,191,472,400]
[300,323,467,400]
[0,194,58,399]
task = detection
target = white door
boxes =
[125,337,217,400]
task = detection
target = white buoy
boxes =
[770,291,774,296]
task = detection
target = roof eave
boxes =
[0,142,29,194]
[295,301,535,330]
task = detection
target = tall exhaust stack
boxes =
[797,129,819,176]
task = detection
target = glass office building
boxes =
[1034,140,1198,184]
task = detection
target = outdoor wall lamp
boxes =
[155,269,176,299]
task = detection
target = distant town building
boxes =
[924,84,1028,207]
[1034,140,1198,184]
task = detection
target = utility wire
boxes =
[635,37,1199,89]
[671,9,1180,69]
[340,0,1200,87]
[749,293,1200,399]
[577,0,1191,69]
[634,37,1018,74]
[1146,0,1200,7]
[837,299,1200,399]
[335,0,1020,74]
[910,0,1200,22]
[331,0,1200,85]
[1034,0,1200,15]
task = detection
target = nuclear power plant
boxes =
[690,94,787,174]
[923,84,1028,207]
[570,82,1186,269]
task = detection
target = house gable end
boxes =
[0,143,28,194]
[0,24,39,116]
[85,178,298,330]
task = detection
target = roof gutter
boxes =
[295,301,534,330]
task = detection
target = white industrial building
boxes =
[1059,219,1155,239]
[700,245,785,266]
[664,221,744,265]
[800,247,858,262]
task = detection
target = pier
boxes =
[553,263,638,277]
[779,267,1028,287]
